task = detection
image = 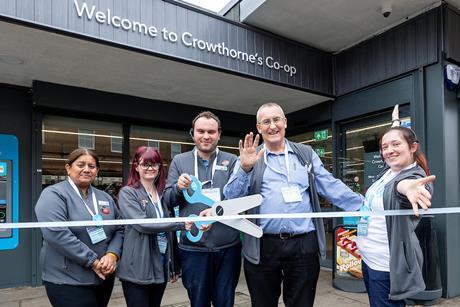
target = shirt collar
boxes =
[194,147,217,162]
[388,161,417,176]
[265,139,293,155]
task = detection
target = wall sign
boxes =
[74,0,298,76]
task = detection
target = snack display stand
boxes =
[332,224,366,293]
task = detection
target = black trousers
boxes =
[244,231,320,307]
[121,279,167,307]
[44,276,115,307]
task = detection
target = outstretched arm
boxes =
[397,175,436,216]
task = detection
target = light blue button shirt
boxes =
[224,140,364,234]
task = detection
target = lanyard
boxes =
[68,177,98,218]
[263,143,291,182]
[145,187,164,218]
[194,148,219,184]
[363,162,417,213]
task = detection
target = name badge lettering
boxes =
[281,185,302,203]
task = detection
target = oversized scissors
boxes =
[183,175,263,242]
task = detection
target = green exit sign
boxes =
[314,129,328,141]
[315,147,325,157]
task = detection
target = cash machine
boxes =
[0,134,19,250]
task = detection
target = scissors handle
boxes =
[184,214,215,243]
[183,175,214,207]
[183,175,216,242]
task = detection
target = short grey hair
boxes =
[256,102,285,122]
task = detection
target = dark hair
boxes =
[380,126,430,175]
[66,148,100,168]
[191,111,222,132]
[126,146,166,193]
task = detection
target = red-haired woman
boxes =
[117,147,191,307]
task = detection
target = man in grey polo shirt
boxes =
[163,111,239,307]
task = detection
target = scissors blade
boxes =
[220,219,263,238]
[211,194,263,216]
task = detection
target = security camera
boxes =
[381,2,392,18]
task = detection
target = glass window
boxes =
[290,128,333,172]
[340,115,411,226]
[171,143,181,159]
[42,116,123,199]
[341,117,411,196]
[78,128,95,149]
[148,140,160,150]
[130,125,239,174]
[111,133,123,153]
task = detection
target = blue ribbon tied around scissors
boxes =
[182,175,263,242]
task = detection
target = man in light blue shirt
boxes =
[224,102,363,307]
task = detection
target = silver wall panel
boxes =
[335,8,439,96]
[0,0,332,95]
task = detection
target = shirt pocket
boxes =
[289,162,310,190]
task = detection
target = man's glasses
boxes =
[139,163,161,170]
[258,116,285,127]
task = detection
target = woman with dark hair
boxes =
[117,146,191,307]
[357,125,436,307]
[35,148,123,307]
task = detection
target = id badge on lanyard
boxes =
[87,214,108,244]
[194,148,220,202]
[281,185,302,203]
[68,178,107,245]
[264,144,303,204]
[157,233,168,254]
[357,221,369,237]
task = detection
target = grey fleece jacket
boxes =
[35,180,123,285]
[163,149,239,251]
[116,186,185,285]
[381,165,433,300]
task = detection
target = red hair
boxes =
[126,146,166,193]
[381,127,430,175]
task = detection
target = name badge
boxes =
[281,185,302,203]
[157,233,168,254]
[215,165,228,171]
[202,188,221,202]
[98,201,111,215]
[98,201,110,207]
[357,222,369,237]
[87,226,107,244]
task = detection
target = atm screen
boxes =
[0,160,12,238]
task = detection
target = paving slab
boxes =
[1,268,459,306]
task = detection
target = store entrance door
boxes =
[338,108,411,209]
[333,106,411,291]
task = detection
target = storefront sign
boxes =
[363,152,385,189]
[74,0,297,76]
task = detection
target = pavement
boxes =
[1,268,460,307]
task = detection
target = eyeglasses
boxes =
[258,116,285,127]
[139,163,161,170]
